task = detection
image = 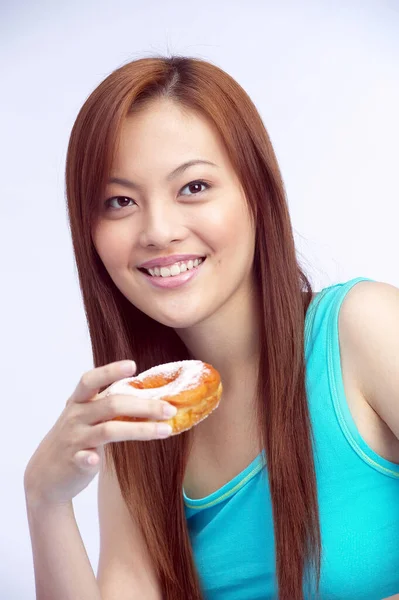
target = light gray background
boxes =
[1,0,398,598]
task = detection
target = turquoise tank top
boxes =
[183,277,399,599]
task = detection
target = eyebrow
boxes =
[108,159,219,190]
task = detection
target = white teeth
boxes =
[145,258,204,278]
[170,264,181,276]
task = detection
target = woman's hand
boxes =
[23,360,177,508]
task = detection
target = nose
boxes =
[138,202,186,248]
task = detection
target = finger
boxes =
[70,360,137,404]
[74,450,100,468]
[83,394,177,425]
[88,419,173,445]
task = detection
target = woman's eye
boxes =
[104,196,135,211]
[104,180,209,211]
[180,180,210,196]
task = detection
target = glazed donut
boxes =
[104,360,222,435]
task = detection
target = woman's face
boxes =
[92,99,256,329]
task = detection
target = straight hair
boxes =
[65,54,321,599]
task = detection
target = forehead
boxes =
[113,99,231,170]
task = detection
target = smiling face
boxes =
[92,99,256,330]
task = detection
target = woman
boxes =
[24,55,399,600]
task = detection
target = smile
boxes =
[143,257,204,278]
[138,257,206,289]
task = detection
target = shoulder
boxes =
[338,280,399,438]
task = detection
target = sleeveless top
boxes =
[183,277,399,599]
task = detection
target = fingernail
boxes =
[121,361,136,375]
[157,423,173,437]
[163,403,178,418]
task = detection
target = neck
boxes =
[176,283,261,399]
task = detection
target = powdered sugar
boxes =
[105,360,211,400]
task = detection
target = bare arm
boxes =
[23,359,168,600]
[25,495,101,600]
[25,446,162,600]
[96,446,162,599]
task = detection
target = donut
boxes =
[103,360,222,435]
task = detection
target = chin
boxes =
[154,313,203,330]
[142,306,206,330]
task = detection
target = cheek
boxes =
[92,223,130,270]
[200,195,245,234]
[200,199,253,256]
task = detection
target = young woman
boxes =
[24,55,399,600]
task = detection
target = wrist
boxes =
[24,487,73,516]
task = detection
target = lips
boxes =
[138,256,205,289]
[140,257,204,276]
[138,254,206,269]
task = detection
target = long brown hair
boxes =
[65,55,321,599]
